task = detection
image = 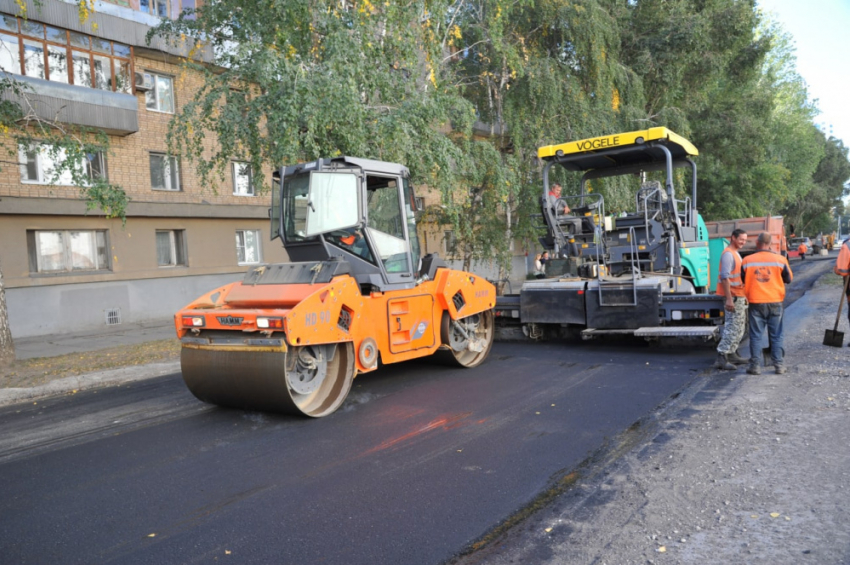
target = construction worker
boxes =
[547,183,570,214]
[835,236,850,328]
[741,232,793,375]
[798,239,808,260]
[714,228,749,370]
[780,233,788,259]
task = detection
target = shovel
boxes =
[823,275,850,347]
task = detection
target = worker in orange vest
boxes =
[713,228,749,370]
[798,240,808,260]
[741,232,793,375]
[835,237,850,330]
[779,234,788,259]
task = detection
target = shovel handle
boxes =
[834,275,850,332]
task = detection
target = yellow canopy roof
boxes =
[537,127,698,171]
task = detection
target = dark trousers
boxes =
[748,302,784,367]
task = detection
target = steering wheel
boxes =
[554,198,570,215]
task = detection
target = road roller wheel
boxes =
[437,309,495,368]
[181,341,355,418]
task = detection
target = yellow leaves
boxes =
[612,88,620,112]
[147,533,156,538]
[358,0,375,15]
[656,546,666,553]
[770,512,780,518]
[76,0,96,28]
[544,527,552,533]
[429,68,436,88]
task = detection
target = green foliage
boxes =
[149,0,850,275]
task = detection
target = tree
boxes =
[149,0,849,290]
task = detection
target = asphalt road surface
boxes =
[0,257,830,565]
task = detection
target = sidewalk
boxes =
[13,318,176,360]
[1,318,179,407]
[458,271,850,564]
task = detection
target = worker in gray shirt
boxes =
[714,229,750,370]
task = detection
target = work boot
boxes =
[726,352,750,365]
[714,353,735,371]
[746,364,761,376]
[775,364,787,375]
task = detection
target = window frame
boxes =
[19,143,107,186]
[140,0,169,18]
[0,16,133,92]
[149,152,181,191]
[235,229,263,265]
[155,229,187,267]
[27,229,111,274]
[444,230,456,256]
[232,161,254,196]
[144,71,175,113]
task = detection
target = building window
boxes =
[181,0,198,19]
[156,230,187,267]
[0,16,132,92]
[235,230,262,265]
[414,196,424,211]
[150,153,180,191]
[144,72,175,113]
[141,0,169,18]
[233,162,254,196]
[444,230,456,255]
[27,230,109,273]
[19,144,106,185]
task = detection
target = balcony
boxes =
[1,72,138,135]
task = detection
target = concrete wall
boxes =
[6,271,247,338]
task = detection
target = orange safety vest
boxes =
[341,234,356,245]
[798,243,808,255]
[835,239,850,277]
[742,251,792,304]
[716,246,745,297]
[780,235,787,253]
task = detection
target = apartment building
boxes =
[0,0,287,338]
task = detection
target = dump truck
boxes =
[496,128,724,341]
[175,157,496,417]
[704,216,784,292]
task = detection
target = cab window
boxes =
[365,175,410,274]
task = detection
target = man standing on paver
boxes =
[834,236,850,328]
[742,232,793,375]
[714,228,750,370]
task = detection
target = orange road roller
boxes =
[175,157,496,417]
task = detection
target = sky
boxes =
[757,0,850,147]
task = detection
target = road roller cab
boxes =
[176,157,496,417]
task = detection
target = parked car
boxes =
[789,236,814,256]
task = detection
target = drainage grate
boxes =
[105,308,122,326]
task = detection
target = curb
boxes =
[0,361,181,408]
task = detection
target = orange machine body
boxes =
[175,268,495,374]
